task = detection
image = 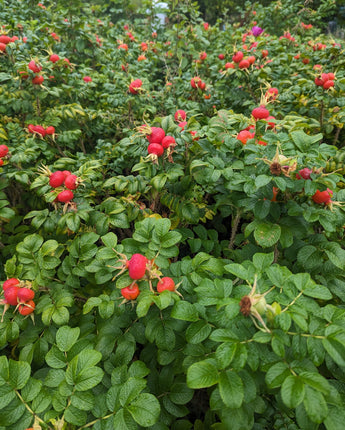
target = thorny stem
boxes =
[228,209,242,249]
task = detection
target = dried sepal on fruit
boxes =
[259,147,297,177]
[239,275,276,333]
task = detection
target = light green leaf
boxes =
[303,386,328,423]
[127,393,160,427]
[187,361,219,389]
[254,222,281,248]
[56,326,80,352]
[171,301,199,322]
[8,360,31,390]
[281,375,305,408]
[219,370,244,409]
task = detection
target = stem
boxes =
[228,209,241,249]
[15,389,48,427]
[78,412,116,430]
[320,99,324,127]
[80,139,86,154]
[333,126,340,146]
[273,243,279,263]
[36,96,41,117]
[287,332,326,339]
[281,290,303,312]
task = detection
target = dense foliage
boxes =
[1,0,345,429]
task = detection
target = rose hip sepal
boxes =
[18,300,35,316]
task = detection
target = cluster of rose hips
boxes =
[113,252,180,301]
[315,72,335,90]
[190,76,206,91]
[312,42,326,51]
[141,125,177,160]
[48,54,71,66]
[20,57,72,84]
[28,60,44,85]
[0,34,19,53]
[296,167,334,206]
[173,109,199,140]
[1,278,35,321]
[230,51,256,70]
[236,100,277,145]
[301,22,313,30]
[28,124,55,137]
[40,166,82,204]
[279,32,296,42]
[0,144,9,167]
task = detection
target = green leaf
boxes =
[171,301,199,322]
[299,372,330,395]
[304,284,332,300]
[136,294,154,318]
[128,361,150,379]
[70,391,95,411]
[83,297,102,314]
[0,397,26,426]
[56,326,80,352]
[64,405,87,426]
[323,242,345,269]
[113,408,137,429]
[52,306,70,325]
[254,222,281,248]
[223,263,248,280]
[186,321,211,344]
[127,393,160,427]
[265,362,290,389]
[106,385,121,412]
[323,325,345,367]
[168,383,193,405]
[0,385,16,409]
[187,361,219,389]
[154,218,171,237]
[74,367,104,391]
[216,343,237,369]
[101,232,117,248]
[325,405,345,430]
[255,175,272,188]
[281,375,305,408]
[160,231,182,248]
[253,252,274,272]
[21,377,42,402]
[0,356,9,384]
[297,246,320,271]
[119,378,147,407]
[219,370,244,409]
[45,345,67,369]
[303,386,328,423]
[290,130,322,151]
[8,360,31,390]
